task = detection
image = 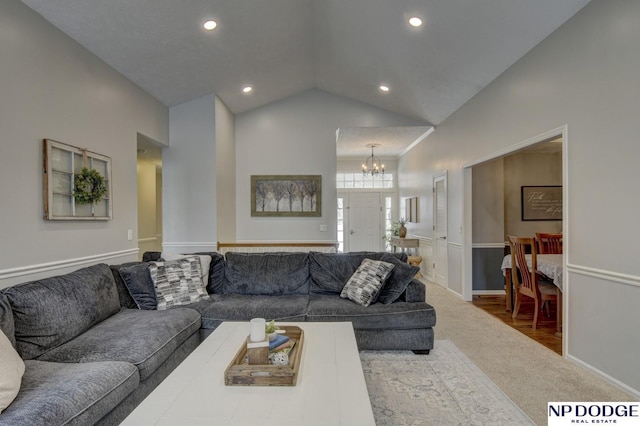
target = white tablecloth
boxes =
[501,254,563,291]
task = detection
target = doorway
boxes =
[136,133,164,259]
[338,192,390,252]
[462,126,567,354]
[433,172,448,287]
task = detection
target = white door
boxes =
[433,173,448,286]
[347,192,382,252]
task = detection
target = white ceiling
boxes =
[21,0,590,156]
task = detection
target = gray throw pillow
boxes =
[376,253,420,304]
[148,257,209,310]
[340,258,395,307]
[118,263,157,310]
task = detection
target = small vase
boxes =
[398,225,407,238]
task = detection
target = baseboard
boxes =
[473,290,506,296]
[566,354,640,400]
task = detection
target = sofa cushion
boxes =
[377,253,420,304]
[0,329,25,414]
[118,263,158,310]
[37,308,201,381]
[4,263,121,359]
[307,295,436,330]
[223,252,310,295]
[0,292,15,348]
[149,257,210,309]
[189,294,308,330]
[340,259,395,307]
[309,251,407,295]
[0,359,138,426]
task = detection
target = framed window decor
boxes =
[251,175,321,217]
[521,185,562,221]
[43,139,112,220]
[404,197,418,223]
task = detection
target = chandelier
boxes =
[362,144,385,176]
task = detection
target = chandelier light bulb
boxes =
[362,144,385,177]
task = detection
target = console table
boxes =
[390,237,419,253]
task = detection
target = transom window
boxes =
[336,173,394,189]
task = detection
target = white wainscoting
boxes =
[218,241,339,256]
[0,248,139,289]
[406,235,434,282]
[161,242,218,253]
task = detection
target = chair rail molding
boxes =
[567,263,640,289]
[0,248,139,285]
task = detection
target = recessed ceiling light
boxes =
[203,20,217,30]
[379,85,390,92]
[409,17,423,27]
[242,86,253,94]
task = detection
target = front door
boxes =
[347,192,382,252]
[433,173,448,286]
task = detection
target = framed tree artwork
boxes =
[251,175,322,217]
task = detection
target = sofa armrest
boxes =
[403,279,425,302]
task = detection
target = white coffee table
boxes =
[122,322,375,425]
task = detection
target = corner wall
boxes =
[0,0,168,288]
[398,0,640,396]
[164,95,217,253]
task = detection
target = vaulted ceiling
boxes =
[21,0,590,127]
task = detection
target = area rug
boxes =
[360,340,534,425]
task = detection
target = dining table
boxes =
[501,253,563,336]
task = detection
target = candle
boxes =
[250,318,266,342]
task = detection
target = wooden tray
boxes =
[224,325,304,386]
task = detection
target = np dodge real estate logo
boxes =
[548,402,640,425]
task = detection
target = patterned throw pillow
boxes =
[340,258,395,307]
[161,253,212,287]
[148,257,209,310]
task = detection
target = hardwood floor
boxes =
[472,294,562,356]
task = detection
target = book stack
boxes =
[268,334,297,365]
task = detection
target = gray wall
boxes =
[0,0,168,288]
[504,152,562,237]
[398,0,640,396]
[234,89,426,242]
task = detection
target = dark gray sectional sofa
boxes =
[0,251,436,425]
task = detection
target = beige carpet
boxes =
[424,279,633,425]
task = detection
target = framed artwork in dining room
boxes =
[521,185,562,221]
[251,175,322,217]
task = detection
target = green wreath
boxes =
[74,167,107,205]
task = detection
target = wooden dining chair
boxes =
[535,232,562,254]
[508,235,558,330]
